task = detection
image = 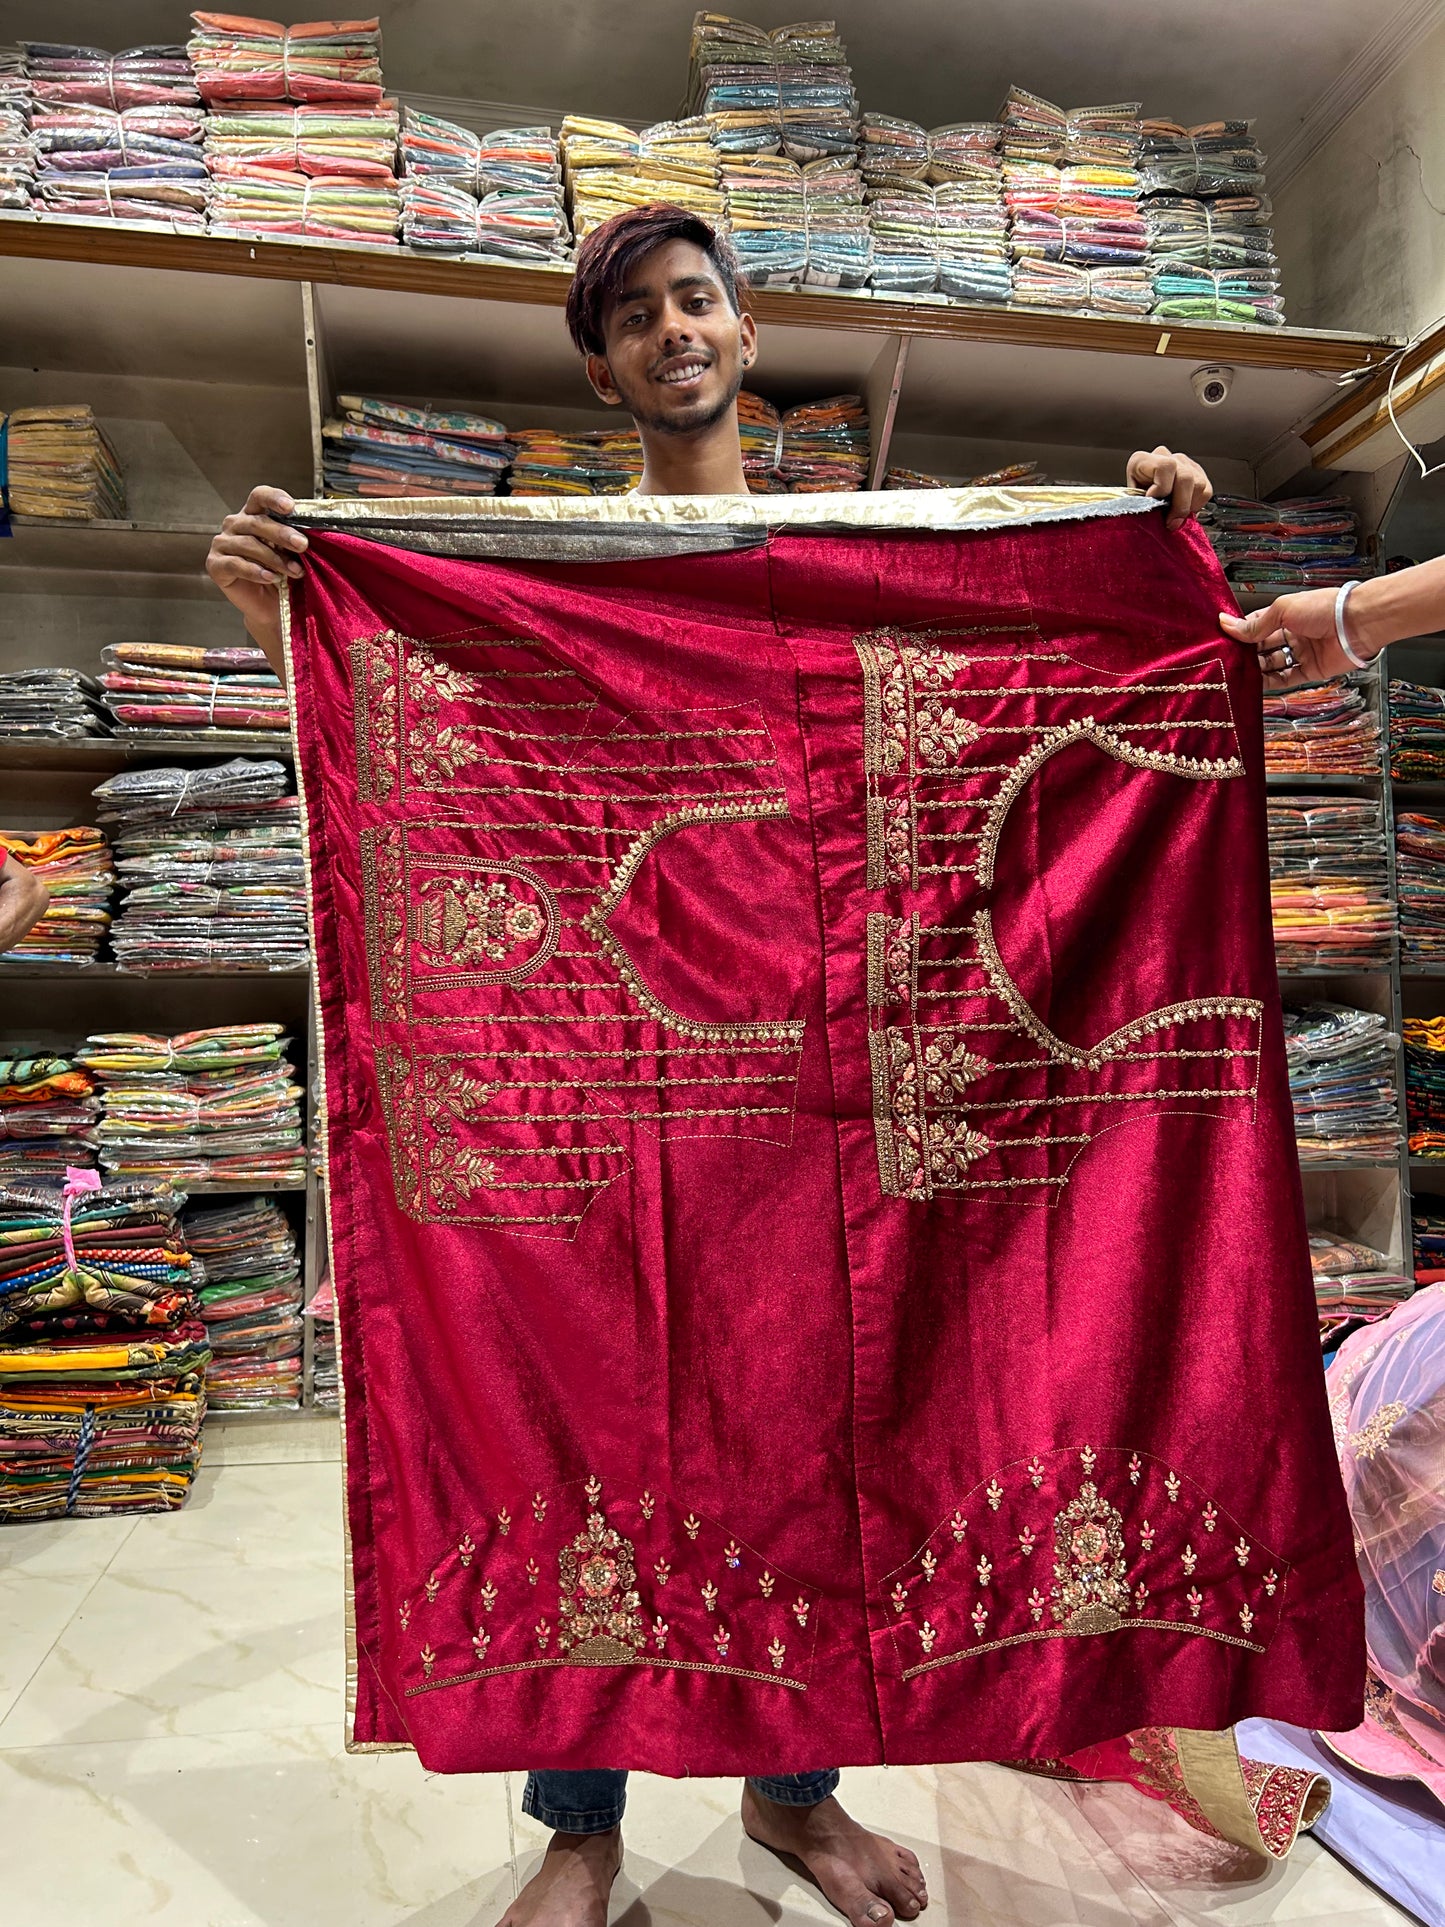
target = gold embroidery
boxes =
[557,1511,646,1662]
[769,1635,788,1669]
[1052,1483,1129,1631]
[1350,1400,1408,1462]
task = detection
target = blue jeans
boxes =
[523,1767,841,1834]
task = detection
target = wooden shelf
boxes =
[0,732,293,768]
[0,962,310,979]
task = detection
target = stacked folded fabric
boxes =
[22,43,200,110]
[98,641,287,736]
[322,395,515,498]
[0,1054,100,1182]
[1404,1016,1445,1155]
[400,112,569,263]
[2,404,125,520]
[802,156,870,286]
[185,1194,302,1409]
[1395,812,1445,961]
[1283,1002,1402,1164]
[867,184,943,296]
[0,55,37,208]
[310,1270,338,1409]
[1389,677,1445,782]
[1308,1231,1412,1346]
[1141,119,1282,322]
[719,151,807,284]
[0,1177,198,1337]
[1413,1208,1445,1284]
[203,99,396,176]
[1011,256,1152,316]
[688,15,859,165]
[0,828,114,966]
[928,121,1003,184]
[0,667,104,737]
[78,1026,306,1186]
[562,115,726,239]
[965,459,1048,485]
[999,86,1066,163]
[866,125,1013,303]
[778,394,869,490]
[558,116,640,239]
[1261,675,1380,775]
[207,163,398,241]
[1144,191,1277,269]
[32,100,208,229]
[1150,262,1283,326]
[1201,496,1367,591]
[1267,795,1394,970]
[507,428,643,496]
[933,179,1012,303]
[860,114,929,187]
[186,14,383,105]
[883,465,947,488]
[1139,119,1267,197]
[737,389,783,487]
[94,759,307,973]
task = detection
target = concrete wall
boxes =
[1275,15,1445,337]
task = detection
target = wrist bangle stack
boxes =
[1334,579,1371,670]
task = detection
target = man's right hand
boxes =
[204,485,308,672]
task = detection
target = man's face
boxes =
[587,237,757,436]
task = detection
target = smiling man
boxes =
[203,202,1217,1927]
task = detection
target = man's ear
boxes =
[586,352,625,408]
[738,309,758,367]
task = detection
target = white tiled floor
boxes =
[0,1419,1415,1927]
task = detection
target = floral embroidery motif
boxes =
[986,1480,1005,1511]
[769,1635,788,1669]
[919,1621,938,1654]
[480,1582,498,1613]
[921,1549,938,1581]
[557,1511,647,1662]
[971,1603,989,1636]
[1051,1483,1130,1631]
[472,1627,490,1661]
[1350,1400,1408,1463]
[701,1580,719,1613]
[654,1560,672,1585]
[950,1511,968,1540]
[414,872,551,975]
[458,1534,475,1567]
[759,1570,775,1597]
[1234,1538,1250,1567]
[890,1583,909,1613]
[421,1644,436,1678]
[713,1625,732,1659]
[425,1571,440,1604]
[399,1600,411,1632]
[533,1494,548,1523]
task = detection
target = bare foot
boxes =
[741,1786,928,1927]
[496,1827,622,1927]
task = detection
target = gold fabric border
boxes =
[1175,1726,1329,1856]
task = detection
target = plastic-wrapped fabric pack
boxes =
[777,392,869,490]
[0,1053,100,1182]
[307,1266,337,1409]
[1139,119,1266,197]
[0,827,114,965]
[0,667,104,737]
[1395,812,1445,961]
[78,1025,306,1185]
[22,42,200,110]
[93,759,308,973]
[185,1194,303,1410]
[207,163,399,242]
[1404,1016,1445,1158]
[203,99,397,178]
[1283,1002,1403,1165]
[1261,675,1381,776]
[321,395,515,499]
[688,14,859,165]
[32,100,207,229]
[99,641,287,736]
[1308,1231,1411,1346]
[399,112,570,263]
[1389,678,1445,782]
[1201,496,1368,591]
[2,404,125,520]
[561,115,724,239]
[0,1174,197,1336]
[1267,795,1394,971]
[1141,118,1282,322]
[1011,255,1152,316]
[718,150,806,283]
[506,428,643,496]
[0,52,36,208]
[186,13,383,106]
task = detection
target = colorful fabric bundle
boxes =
[322,395,515,498]
[203,99,396,178]
[94,758,307,973]
[933,180,1012,302]
[1283,1002,1402,1164]
[718,150,807,283]
[736,389,783,487]
[1395,812,1445,961]
[1139,120,1266,198]
[399,112,569,263]
[98,640,287,735]
[1308,1232,1412,1345]
[2,404,125,520]
[1063,102,1143,168]
[506,428,643,496]
[999,85,1066,163]
[206,164,399,242]
[859,113,929,186]
[1261,675,1380,776]
[883,465,947,488]
[185,1194,302,1409]
[927,121,1002,184]
[186,14,383,105]
[310,1268,338,1408]
[1202,496,1367,590]
[0,667,103,737]
[1144,193,1277,268]
[78,1025,306,1184]
[866,186,940,294]
[1413,1209,1445,1282]
[32,101,207,228]
[801,156,870,287]
[0,1176,197,1336]
[1011,255,1153,316]
[1389,678,1445,782]
[687,15,859,164]
[1405,1017,1445,1148]
[1267,796,1394,971]
[33,166,208,226]
[1151,262,1283,326]
[557,116,639,238]
[0,1053,100,1182]
[562,115,724,238]
[21,43,200,110]
[777,393,869,491]
[0,827,113,966]
[0,61,37,209]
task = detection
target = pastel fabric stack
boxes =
[206,164,398,242]
[1389,678,1445,782]
[0,828,114,966]
[3,404,125,519]
[859,113,929,187]
[507,429,643,496]
[927,121,1002,184]
[1151,262,1283,326]
[22,43,200,110]
[204,99,395,177]
[559,117,641,238]
[778,393,869,491]
[1261,675,1381,776]
[99,641,287,736]
[94,758,307,973]
[1145,191,1277,268]
[1395,812,1445,961]
[802,157,870,287]
[307,1267,337,1409]
[185,1195,302,1410]
[1201,496,1367,591]
[78,1025,306,1186]
[0,1176,197,1338]
[0,1054,100,1182]
[1283,1002,1402,1165]
[1404,1016,1445,1155]
[1308,1233,1412,1346]
[999,85,1066,162]
[186,14,383,105]
[718,151,807,284]
[399,112,569,263]
[1010,256,1152,316]
[0,58,37,208]
[0,667,104,737]
[321,395,515,498]
[1267,796,1394,971]
[1142,120,1281,323]
[687,15,859,165]
[867,184,940,294]
[32,100,207,229]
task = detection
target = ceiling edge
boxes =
[1270,0,1445,189]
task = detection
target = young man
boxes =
[0,847,50,955]
[204,203,1215,1927]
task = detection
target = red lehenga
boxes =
[281,491,1359,1857]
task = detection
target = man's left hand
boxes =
[1126,446,1214,532]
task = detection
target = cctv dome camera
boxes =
[1191,365,1234,407]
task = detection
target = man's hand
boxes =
[1126,446,1214,531]
[1219,588,1358,689]
[204,485,308,676]
[0,857,50,954]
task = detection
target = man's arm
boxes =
[1125,446,1214,530]
[1220,556,1445,687]
[203,485,309,683]
[0,853,50,954]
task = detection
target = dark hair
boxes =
[565,203,748,358]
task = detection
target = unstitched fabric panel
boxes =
[280,490,1362,1792]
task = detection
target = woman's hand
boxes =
[1219,589,1357,688]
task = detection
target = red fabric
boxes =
[287,510,1364,1774]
